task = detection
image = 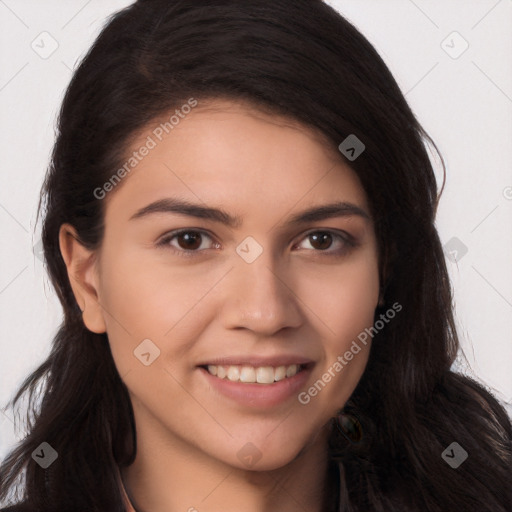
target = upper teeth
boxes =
[206,364,301,384]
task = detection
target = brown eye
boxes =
[295,230,354,255]
[157,229,355,259]
[175,231,203,250]
[308,232,334,251]
[157,229,218,257]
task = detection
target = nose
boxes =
[221,250,303,335]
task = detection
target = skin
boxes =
[59,99,380,512]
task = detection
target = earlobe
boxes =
[58,223,107,334]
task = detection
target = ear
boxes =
[58,223,106,333]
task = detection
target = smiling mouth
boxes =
[201,363,308,384]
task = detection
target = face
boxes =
[64,100,380,471]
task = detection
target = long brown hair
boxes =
[1,1,510,510]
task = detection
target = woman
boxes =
[1,0,510,511]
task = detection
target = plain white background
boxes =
[1,0,511,462]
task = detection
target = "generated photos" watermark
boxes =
[93,98,198,200]
[298,301,402,405]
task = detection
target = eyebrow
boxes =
[129,197,371,228]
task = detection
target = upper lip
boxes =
[198,355,315,367]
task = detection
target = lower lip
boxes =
[198,365,313,408]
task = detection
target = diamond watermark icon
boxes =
[31,32,59,59]
[237,442,262,468]
[338,134,365,161]
[236,236,263,264]
[441,31,469,60]
[443,237,468,263]
[441,441,468,468]
[134,338,161,366]
[32,442,58,469]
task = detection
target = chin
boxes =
[223,430,321,472]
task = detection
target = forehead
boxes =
[102,100,370,225]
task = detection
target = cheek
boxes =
[294,254,378,411]
[96,250,220,372]
[328,260,379,373]
[95,249,164,365]
[297,250,380,341]
[332,268,379,344]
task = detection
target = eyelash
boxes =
[155,229,357,259]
